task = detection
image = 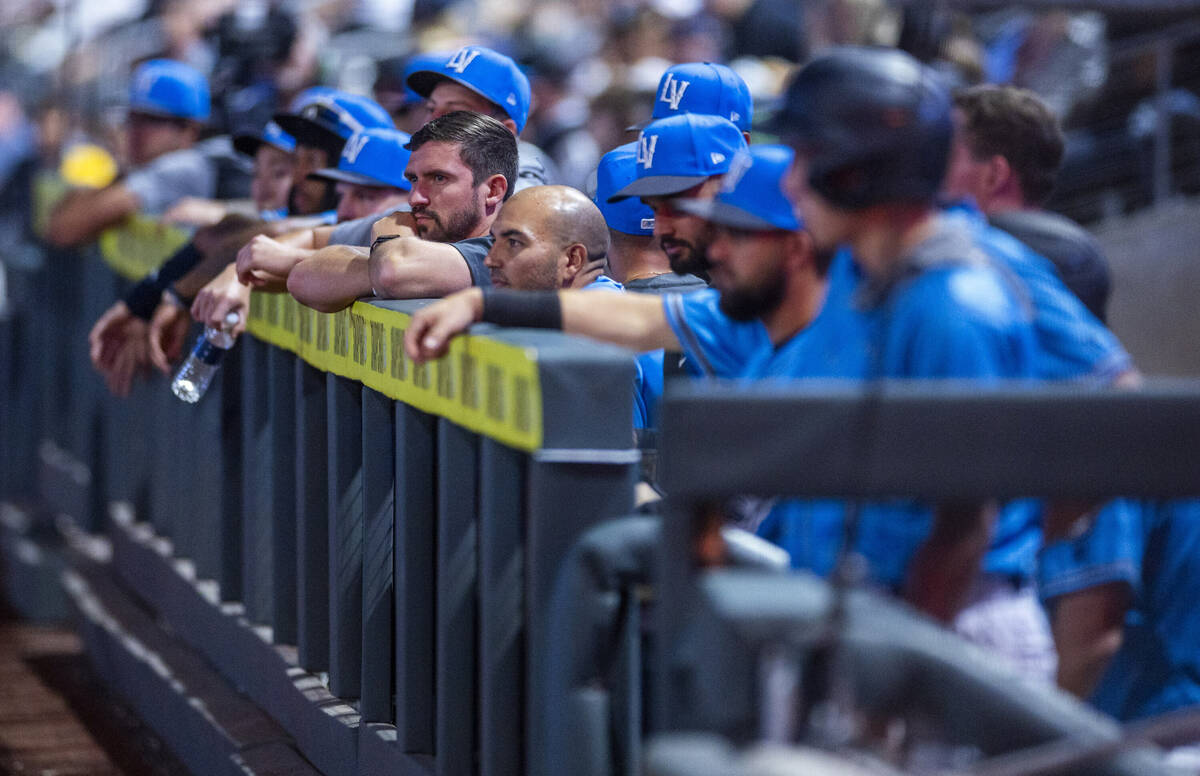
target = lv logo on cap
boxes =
[342,134,370,164]
[637,134,659,169]
[658,74,691,111]
[446,48,481,74]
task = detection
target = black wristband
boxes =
[480,289,563,329]
[123,276,163,320]
[155,242,204,285]
[121,241,204,319]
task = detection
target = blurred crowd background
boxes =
[2,0,1199,222]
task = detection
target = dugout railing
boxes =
[633,379,1200,776]
[0,237,642,776]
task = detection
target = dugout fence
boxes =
[0,235,640,776]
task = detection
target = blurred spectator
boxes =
[46,58,215,249]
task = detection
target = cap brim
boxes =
[310,167,408,190]
[406,70,458,100]
[232,134,262,157]
[674,198,794,231]
[607,174,709,203]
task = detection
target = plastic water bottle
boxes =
[171,312,240,403]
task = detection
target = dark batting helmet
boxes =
[761,46,952,210]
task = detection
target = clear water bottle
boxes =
[171,312,240,403]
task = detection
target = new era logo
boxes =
[446,48,481,74]
[658,74,691,111]
[342,134,370,164]
[637,134,659,169]
[640,217,655,230]
[710,152,726,165]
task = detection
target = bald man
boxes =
[482,186,668,434]
[484,185,617,291]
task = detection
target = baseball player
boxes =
[944,84,1113,323]
[591,142,706,294]
[287,111,517,312]
[406,45,555,192]
[609,112,748,281]
[635,61,755,144]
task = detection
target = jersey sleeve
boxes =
[452,236,494,288]
[1037,499,1144,603]
[661,289,769,378]
[975,216,1133,382]
[123,149,216,216]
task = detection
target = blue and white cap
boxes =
[405,46,532,133]
[608,113,748,203]
[637,62,753,132]
[129,59,210,122]
[273,92,394,154]
[674,144,801,231]
[593,143,655,236]
[310,128,412,191]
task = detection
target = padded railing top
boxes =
[659,378,1200,500]
[248,292,636,452]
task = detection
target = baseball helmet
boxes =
[761,46,952,210]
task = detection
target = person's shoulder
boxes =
[898,261,1030,334]
[625,273,708,295]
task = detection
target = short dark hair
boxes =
[953,85,1063,206]
[406,111,519,200]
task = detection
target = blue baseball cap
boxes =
[593,143,655,236]
[288,86,340,113]
[674,144,801,231]
[273,92,394,154]
[310,128,412,191]
[233,120,296,157]
[634,62,753,132]
[406,46,532,133]
[128,59,210,122]
[608,113,748,203]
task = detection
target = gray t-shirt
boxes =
[124,147,216,216]
[456,236,494,287]
[516,140,555,192]
[328,204,411,247]
[624,273,707,295]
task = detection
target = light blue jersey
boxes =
[946,203,1132,382]
[1039,499,1200,721]
[666,217,1039,588]
[582,274,661,431]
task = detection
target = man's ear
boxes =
[985,154,1013,197]
[785,229,815,270]
[483,173,508,209]
[561,242,587,284]
[500,117,520,136]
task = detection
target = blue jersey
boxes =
[583,274,661,430]
[667,218,1039,587]
[945,203,1132,382]
[1039,499,1200,721]
[662,250,869,381]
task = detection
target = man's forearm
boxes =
[288,245,372,312]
